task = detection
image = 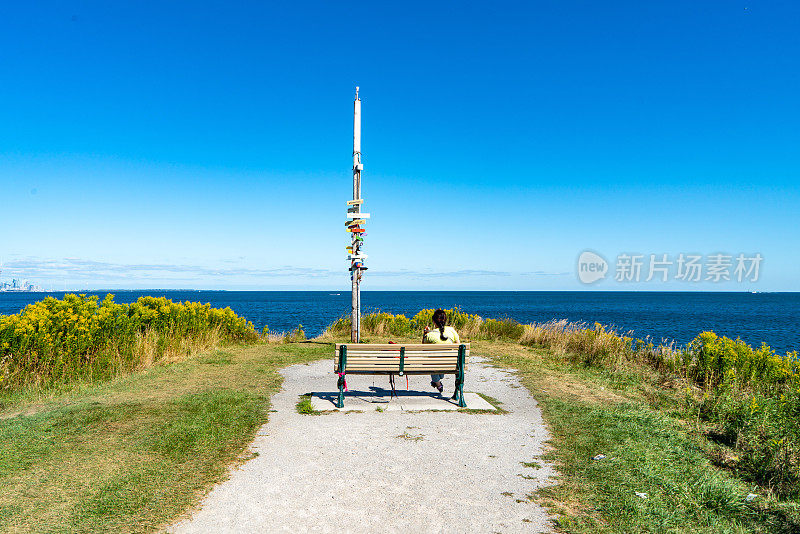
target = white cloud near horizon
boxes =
[0,256,570,288]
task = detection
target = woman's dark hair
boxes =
[432,309,448,341]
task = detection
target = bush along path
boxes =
[0,294,258,393]
[169,354,556,533]
[477,340,800,533]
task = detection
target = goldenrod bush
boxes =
[285,324,307,343]
[323,308,483,340]
[410,308,483,337]
[682,331,800,495]
[686,331,799,389]
[0,294,257,390]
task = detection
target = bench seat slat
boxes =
[342,370,458,375]
[341,358,457,362]
[343,362,457,366]
[335,343,463,351]
[334,343,469,371]
[336,350,465,356]
[334,358,458,368]
[335,363,467,373]
[337,351,466,356]
[344,366,457,370]
[343,363,458,368]
[338,360,449,364]
[341,359,458,364]
[336,354,463,358]
[336,366,458,370]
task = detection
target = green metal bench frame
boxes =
[335,344,467,409]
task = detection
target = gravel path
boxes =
[169,356,555,533]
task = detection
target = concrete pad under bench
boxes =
[310,389,497,412]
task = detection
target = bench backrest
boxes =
[334,343,469,375]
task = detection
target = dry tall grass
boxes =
[134,325,224,370]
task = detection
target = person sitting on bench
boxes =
[422,308,461,394]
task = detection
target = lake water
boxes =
[1,291,798,354]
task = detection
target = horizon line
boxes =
[4,289,797,294]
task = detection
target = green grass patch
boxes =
[295,394,316,415]
[466,391,508,414]
[476,341,800,533]
[395,431,424,442]
[197,350,235,365]
[0,341,329,533]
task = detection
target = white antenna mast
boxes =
[348,86,366,342]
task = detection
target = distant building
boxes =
[0,277,43,292]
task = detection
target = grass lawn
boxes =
[0,341,328,533]
[3,338,799,533]
[475,341,800,534]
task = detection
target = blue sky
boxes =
[0,1,798,291]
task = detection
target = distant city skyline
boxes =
[0,276,42,293]
[1,2,798,291]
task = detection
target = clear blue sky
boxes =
[1,1,798,291]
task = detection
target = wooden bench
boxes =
[334,343,470,408]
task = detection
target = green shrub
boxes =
[0,294,257,391]
[683,333,800,496]
[324,307,483,340]
[286,324,306,343]
[323,316,351,337]
[479,318,524,341]
[686,331,799,389]
[296,395,314,414]
[410,308,482,335]
[361,312,413,337]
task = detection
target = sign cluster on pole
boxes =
[348,86,367,342]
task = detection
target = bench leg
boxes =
[337,376,345,408]
[453,344,467,408]
[453,376,466,407]
[451,374,466,407]
[336,346,347,409]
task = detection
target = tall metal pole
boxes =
[351,87,363,342]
